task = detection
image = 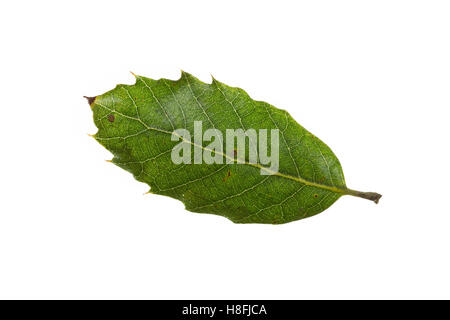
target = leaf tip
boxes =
[83,96,96,107]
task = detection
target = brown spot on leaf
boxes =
[314,194,319,198]
[107,114,115,122]
[222,169,231,182]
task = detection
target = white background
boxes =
[1,0,449,299]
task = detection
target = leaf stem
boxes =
[343,189,382,204]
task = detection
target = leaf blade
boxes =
[89,72,380,224]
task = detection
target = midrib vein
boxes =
[95,101,350,196]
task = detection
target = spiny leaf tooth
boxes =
[179,69,187,78]
[180,70,197,81]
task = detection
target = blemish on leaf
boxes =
[107,114,115,123]
[222,170,231,182]
[314,194,319,198]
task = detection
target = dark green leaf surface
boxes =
[88,72,381,224]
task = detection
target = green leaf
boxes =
[87,72,381,224]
